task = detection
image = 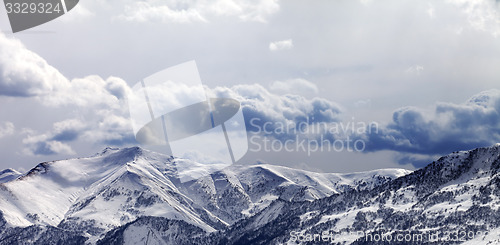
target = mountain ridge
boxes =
[205,144,500,244]
[0,146,411,244]
[2,144,500,244]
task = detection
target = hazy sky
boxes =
[0,0,499,173]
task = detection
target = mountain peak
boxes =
[3,145,500,244]
[0,168,21,184]
[93,146,143,158]
[98,146,120,155]
[91,146,174,170]
[0,168,20,175]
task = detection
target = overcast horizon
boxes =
[0,0,499,173]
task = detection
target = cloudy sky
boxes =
[0,0,499,173]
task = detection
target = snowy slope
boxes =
[0,147,409,244]
[0,147,223,244]
[0,169,20,184]
[210,144,500,245]
[177,164,411,224]
[3,145,500,244]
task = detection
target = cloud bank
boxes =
[117,0,280,23]
[364,89,500,155]
[0,33,68,97]
[208,84,342,136]
[0,32,134,156]
[1,24,499,170]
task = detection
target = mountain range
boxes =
[1,144,500,244]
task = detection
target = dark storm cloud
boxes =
[364,89,500,155]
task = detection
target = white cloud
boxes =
[82,112,134,145]
[448,0,500,37]
[0,32,69,97]
[22,133,76,156]
[233,0,280,22]
[118,2,207,23]
[51,119,87,141]
[0,32,134,156]
[0,122,14,138]
[405,65,424,75]
[21,113,133,156]
[0,32,131,107]
[269,78,318,97]
[207,83,342,134]
[269,39,293,51]
[117,0,280,23]
[43,75,130,108]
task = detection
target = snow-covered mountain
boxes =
[206,144,500,245]
[0,169,20,184]
[0,147,409,244]
[3,144,500,244]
